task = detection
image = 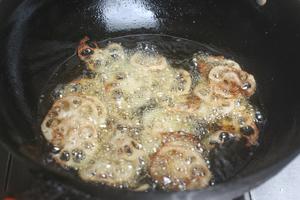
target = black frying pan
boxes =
[0,0,300,199]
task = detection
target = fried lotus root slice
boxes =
[41,95,107,167]
[193,83,235,118]
[41,95,108,168]
[171,69,192,95]
[208,65,256,98]
[79,135,146,188]
[130,51,168,71]
[52,121,100,168]
[41,95,107,141]
[195,54,241,78]
[64,95,106,124]
[149,133,211,191]
[79,157,141,188]
[194,54,256,98]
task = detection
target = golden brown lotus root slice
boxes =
[79,134,147,188]
[208,65,256,98]
[41,95,107,168]
[149,132,211,191]
[195,54,256,98]
[79,157,141,188]
[195,54,241,78]
[193,83,236,120]
[52,121,100,168]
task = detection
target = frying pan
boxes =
[0,0,300,199]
